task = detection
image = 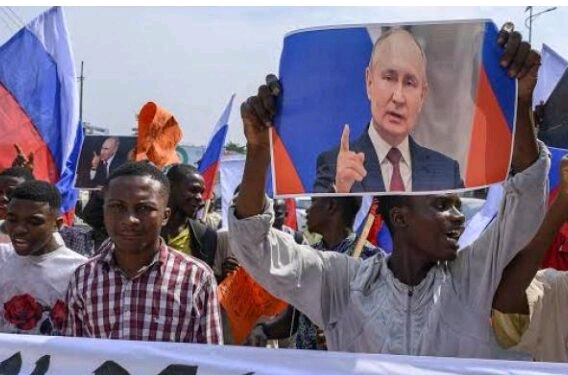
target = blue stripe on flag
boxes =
[198,125,228,173]
[481,21,516,131]
[0,28,62,171]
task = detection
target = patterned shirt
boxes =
[64,239,222,344]
[295,233,382,350]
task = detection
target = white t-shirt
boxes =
[0,241,86,335]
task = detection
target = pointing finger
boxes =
[340,124,350,152]
[13,144,22,154]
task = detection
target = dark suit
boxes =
[187,218,218,268]
[87,155,124,188]
[314,128,464,193]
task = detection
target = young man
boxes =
[230,26,547,359]
[0,181,86,335]
[491,158,568,361]
[247,195,381,349]
[0,167,35,243]
[162,164,218,267]
[65,162,222,343]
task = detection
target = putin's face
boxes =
[366,30,427,146]
[100,138,119,161]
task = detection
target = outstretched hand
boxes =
[240,74,281,150]
[334,125,366,193]
[497,22,541,103]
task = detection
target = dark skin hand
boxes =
[11,144,34,172]
[493,157,568,314]
[221,256,240,281]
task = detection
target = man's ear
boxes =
[162,207,171,227]
[391,206,409,229]
[365,66,373,101]
[55,215,64,231]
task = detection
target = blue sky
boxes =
[1,6,566,146]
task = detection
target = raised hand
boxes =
[240,74,281,150]
[497,22,541,103]
[91,151,101,170]
[11,144,34,172]
[334,125,367,193]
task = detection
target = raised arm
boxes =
[493,158,568,313]
[229,76,353,329]
[497,24,540,173]
[455,24,548,310]
[236,75,279,219]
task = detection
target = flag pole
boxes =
[201,199,211,221]
[352,198,378,259]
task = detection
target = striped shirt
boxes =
[64,239,222,344]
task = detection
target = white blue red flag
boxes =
[198,94,235,200]
[0,7,83,214]
[533,44,568,107]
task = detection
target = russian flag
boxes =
[0,7,83,214]
[198,94,235,201]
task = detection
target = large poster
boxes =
[75,136,137,189]
[271,20,516,196]
[0,333,567,374]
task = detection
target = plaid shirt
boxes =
[64,238,222,344]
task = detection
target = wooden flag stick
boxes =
[352,199,378,259]
[201,199,211,221]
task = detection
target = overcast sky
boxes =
[1,6,566,146]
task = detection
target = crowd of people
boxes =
[1,23,568,365]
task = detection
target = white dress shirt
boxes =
[367,123,412,192]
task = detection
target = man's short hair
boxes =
[0,167,35,181]
[377,195,411,233]
[104,161,170,199]
[368,26,427,71]
[11,180,61,211]
[166,164,200,185]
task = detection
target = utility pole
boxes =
[525,6,557,45]
[78,61,85,126]
[527,6,533,44]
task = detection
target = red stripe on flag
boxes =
[0,84,58,182]
[201,161,219,201]
[271,128,305,194]
[465,68,513,187]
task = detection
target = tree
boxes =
[225,141,246,154]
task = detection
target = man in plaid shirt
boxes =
[64,162,222,344]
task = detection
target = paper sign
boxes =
[271,20,517,196]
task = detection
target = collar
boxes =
[368,122,411,167]
[98,237,169,275]
[103,153,116,167]
[314,232,357,254]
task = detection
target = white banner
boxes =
[0,333,568,374]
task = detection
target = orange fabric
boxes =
[135,102,182,168]
[218,267,288,344]
[465,69,512,187]
[271,128,305,194]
